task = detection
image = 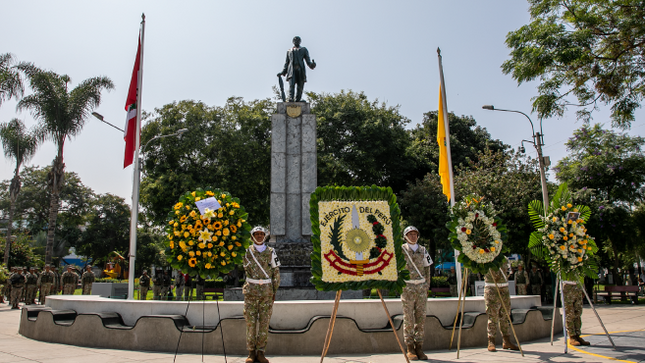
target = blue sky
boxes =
[1,1,643,203]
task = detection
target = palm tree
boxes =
[0,118,40,266]
[17,70,114,264]
[0,53,26,107]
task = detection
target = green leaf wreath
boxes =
[446,194,508,274]
[310,185,408,293]
[528,183,599,281]
[165,187,251,278]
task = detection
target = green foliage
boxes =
[0,234,41,268]
[309,90,415,193]
[136,228,165,274]
[140,98,273,228]
[0,53,26,107]
[502,0,645,127]
[328,214,348,260]
[309,185,408,292]
[431,276,449,288]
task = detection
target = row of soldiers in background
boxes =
[1,265,95,309]
[137,269,206,300]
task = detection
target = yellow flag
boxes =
[437,82,452,201]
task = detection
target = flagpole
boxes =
[128,13,145,300]
[437,48,461,295]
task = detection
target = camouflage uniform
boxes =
[184,274,193,301]
[401,243,432,346]
[529,268,543,297]
[243,245,280,352]
[152,273,163,300]
[139,273,150,300]
[195,276,205,300]
[81,269,95,295]
[174,273,185,300]
[484,268,511,339]
[161,272,171,300]
[61,270,79,295]
[515,269,529,295]
[9,271,25,309]
[24,271,38,304]
[38,270,55,304]
[563,282,583,337]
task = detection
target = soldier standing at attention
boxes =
[243,226,280,363]
[81,265,95,295]
[184,273,193,301]
[448,266,458,297]
[38,264,55,304]
[9,267,25,309]
[61,266,79,295]
[24,267,38,305]
[515,264,529,295]
[161,270,171,300]
[401,226,432,361]
[563,279,590,346]
[484,262,520,352]
[152,270,163,300]
[174,271,185,301]
[529,265,544,300]
[138,270,150,300]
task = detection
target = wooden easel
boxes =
[320,289,410,363]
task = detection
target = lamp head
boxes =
[92,112,104,121]
[482,105,495,110]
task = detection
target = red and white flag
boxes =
[123,34,141,168]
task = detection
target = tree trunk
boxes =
[3,173,21,267]
[611,241,622,286]
[45,157,65,265]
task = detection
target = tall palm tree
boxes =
[0,118,40,266]
[17,70,114,264]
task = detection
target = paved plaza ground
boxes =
[0,300,643,363]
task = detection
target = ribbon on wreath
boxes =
[324,249,393,276]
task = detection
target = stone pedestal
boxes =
[270,102,316,287]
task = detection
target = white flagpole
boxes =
[437,48,461,295]
[128,14,145,300]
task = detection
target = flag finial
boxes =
[437,47,441,56]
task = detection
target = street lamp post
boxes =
[92,112,188,299]
[482,105,550,214]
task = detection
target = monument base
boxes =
[224,287,363,301]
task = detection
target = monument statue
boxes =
[278,36,316,102]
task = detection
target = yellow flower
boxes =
[177,255,183,261]
[563,236,568,241]
[559,245,566,250]
[174,202,183,210]
[212,236,218,242]
[174,222,179,227]
[179,241,187,249]
[465,229,472,235]
[223,228,230,236]
[478,249,485,254]
[230,225,237,233]
[174,231,180,237]
[207,243,213,249]
[221,261,226,266]
[216,230,222,236]
[569,233,574,237]
[191,192,196,197]
[207,223,214,231]
[490,247,496,252]
[186,205,191,210]
[196,251,202,256]
[567,203,572,208]
[220,252,226,257]
[561,206,567,211]
[219,241,225,247]
[195,197,201,202]
[221,194,227,198]
[578,249,583,253]
[548,234,554,240]
[188,258,197,267]
[577,257,583,262]
[224,220,229,226]
[231,252,237,257]
[188,240,194,246]
[198,242,206,249]
[552,217,558,222]
[205,263,212,269]
[189,251,195,257]
[207,252,212,257]
[559,227,565,233]
[169,220,174,225]
[227,245,233,250]
[237,222,242,228]
[494,240,500,244]
[180,216,187,223]
[170,241,175,249]
[218,213,224,218]
[189,210,197,218]
[175,210,180,215]
[198,229,213,243]
[229,210,235,215]
[567,220,573,224]
[203,209,216,219]
[184,232,190,238]
[213,221,223,230]
[231,236,237,241]
[235,242,241,247]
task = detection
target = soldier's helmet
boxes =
[403,226,419,238]
[251,226,270,243]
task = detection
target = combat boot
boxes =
[487,336,496,352]
[256,351,270,363]
[244,350,255,363]
[406,342,419,360]
[569,336,581,346]
[502,335,519,350]
[576,335,591,346]
[414,342,428,360]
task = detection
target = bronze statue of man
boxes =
[278,36,316,102]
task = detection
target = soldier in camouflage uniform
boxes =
[563,281,590,346]
[152,270,163,300]
[401,226,432,361]
[81,265,95,295]
[529,265,543,300]
[514,264,529,295]
[38,264,55,304]
[174,271,185,301]
[5,267,14,303]
[139,270,150,300]
[484,264,519,352]
[243,226,280,363]
[61,266,79,295]
[9,267,25,309]
[24,267,38,305]
[161,270,171,300]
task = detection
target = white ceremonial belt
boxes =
[247,278,272,285]
[562,280,578,285]
[485,282,508,287]
[405,278,426,285]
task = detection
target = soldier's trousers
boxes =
[401,284,428,345]
[153,285,161,300]
[531,284,541,296]
[63,283,76,295]
[82,283,92,295]
[175,286,184,300]
[516,283,527,295]
[244,292,274,351]
[184,287,192,301]
[160,287,170,300]
[449,284,458,297]
[484,286,511,338]
[40,283,52,304]
[10,287,23,308]
[25,285,37,304]
[196,285,204,300]
[140,286,149,300]
[563,283,583,337]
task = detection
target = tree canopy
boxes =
[502,0,645,128]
